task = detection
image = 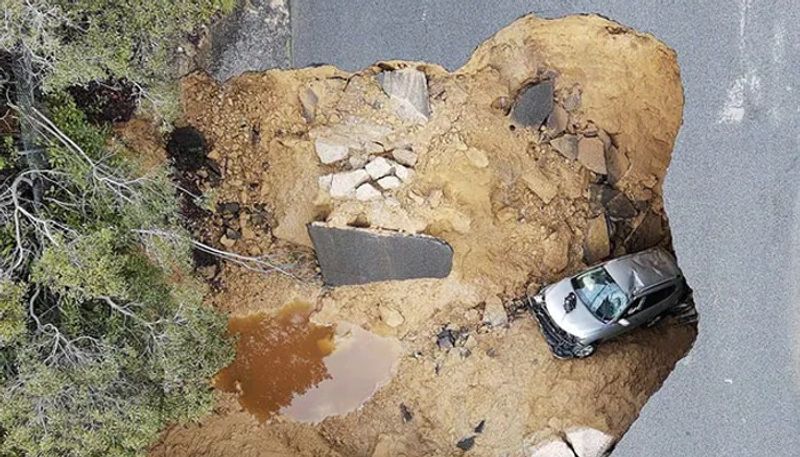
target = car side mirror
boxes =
[618,318,631,327]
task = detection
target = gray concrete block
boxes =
[307,223,453,286]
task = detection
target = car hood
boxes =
[543,278,605,340]
[604,248,681,296]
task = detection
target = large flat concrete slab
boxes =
[308,223,453,286]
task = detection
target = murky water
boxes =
[215,302,401,423]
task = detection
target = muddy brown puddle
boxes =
[215,302,401,423]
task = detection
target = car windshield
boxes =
[571,267,629,322]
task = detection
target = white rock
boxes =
[315,139,349,164]
[465,148,489,168]
[318,174,333,191]
[365,157,394,179]
[355,183,382,201]
[565,428,615,457]
[380,68,431,122]
[529,440,575,457]
[377,176,402,190]
[482,296,508,327]
[392,147,418,167]
[379,306,404,327]
[330,170,370,198]
[394,163,415,182]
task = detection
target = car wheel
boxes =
[573,344,596,358]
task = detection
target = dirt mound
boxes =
[151,13,695,457]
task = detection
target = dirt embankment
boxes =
[149,14,695,457]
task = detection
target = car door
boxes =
[626,282,680,326]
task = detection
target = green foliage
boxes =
[1,0,233,113]
[0,281,26,346]
[0,93,234,456]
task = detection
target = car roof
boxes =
[602,248,682,297]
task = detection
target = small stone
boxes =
[474,420,486,434]
[315,139,349,164]
[577,137,607,174]
[217,201,240,215]
[482,297,508,327]
[400,403,413,422]
[456,436,475,452]
[379,68,431,122]
[550,134,579,160]
[584,215,610,264]
[379,306,404,327]
[365,157,395,179]
[583,122,599,137]
[606,145,630,185]
[219,235,236,249]
[394,164,415,182]
[565,427,615,457]
[392,147,418,167]
[436,328,456,349]
[318,174,333,191]
[377,175,402,190]
[330,169,370,198]
[299,87,318,123]
[225,228,241,240]
[522,166,557,204]
[491,96,510,112]
[464,148,489,168]
[511,80,554,127]
[563,86,582,111]
[545,104,569,136]
[355,183,382,201]
[530,440,575,457]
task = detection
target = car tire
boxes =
[573,344,596,358]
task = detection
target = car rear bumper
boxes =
[529,296,582,359]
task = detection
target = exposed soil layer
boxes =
[150,14,696,457]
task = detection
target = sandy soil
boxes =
[149,14,695,457]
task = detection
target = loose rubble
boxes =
[155,13,696,457]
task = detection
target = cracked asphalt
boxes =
[216,1,800,454]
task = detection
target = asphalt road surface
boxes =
[291,1,800,455]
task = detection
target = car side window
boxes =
[641,284,677,310]
[624,297,645,317]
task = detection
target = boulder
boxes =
[584,215,610,264]
[529,440,575,457]
[522,166,557,204]
[379,68,431,122]
[355,183,382,201]
[605,191,636,220]
[482,297,508,327]
[377,175,402,190]
[577,137,607,174]
[511,80,554,127]
[465,148,490,168]
[315,139,350,164]
[299,87,318,123]
[394,164,415,182]
[551,134,579,160]
[546,104,569,136]
[330,170,370,198]
[379,306,405,328]
[605,145,630,185]
[565,427,615,457]
[366,157,395,179]
[392,147,418,167]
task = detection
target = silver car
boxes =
[529,247,693,359]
